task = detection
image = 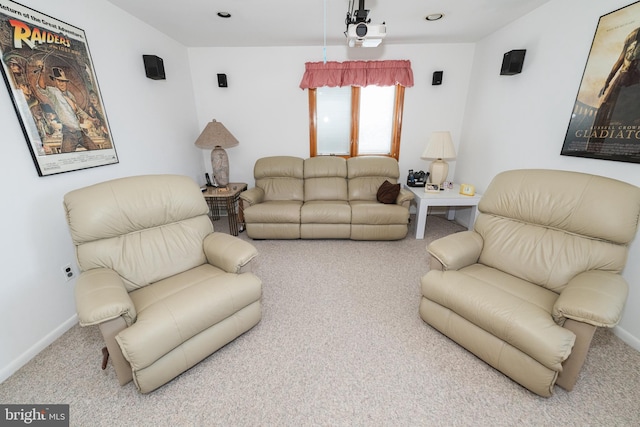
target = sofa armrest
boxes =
[239,187,264,207]
[397,188,414,207]
[427,231,483,271]
[75,268,136,327]
[553,270,628,327]
[204,232,259,273]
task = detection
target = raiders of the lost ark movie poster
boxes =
[0,0,117,176]
[562,1,640,164]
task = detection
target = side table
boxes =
[405,184,482,240]
[202,183,247,236]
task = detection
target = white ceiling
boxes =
[106,0,551,48]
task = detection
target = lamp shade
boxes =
[194,120,239,149]
[421,131,456,160]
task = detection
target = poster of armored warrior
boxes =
[0,0,118,176]
[562,1,640,164]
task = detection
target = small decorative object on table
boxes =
[460,184,476,196]
[425,183,440,193]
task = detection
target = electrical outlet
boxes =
[61,263,75,282]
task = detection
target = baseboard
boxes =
[0,314,78,384]
[613,325,640,352]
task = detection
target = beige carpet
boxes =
[1,215,639,426]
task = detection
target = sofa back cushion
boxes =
[304,156,348,201]
[347,156,400,201]
[254,156,304,202]
[64,175,212,292]
[476,169,640,293]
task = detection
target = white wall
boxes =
[3,0,639,384]
[188,44,475,187]
[0,0,203,382]
[457,0,640,349]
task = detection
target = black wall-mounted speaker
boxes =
[500,50,526,75]
[217,73,228,87]
[432,71,443,85]
[142,55,165,80]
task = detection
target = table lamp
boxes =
[195,119,239,187]
[421,131,456,189]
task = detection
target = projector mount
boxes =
[345,0,371,28]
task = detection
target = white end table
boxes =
[405,184,482,239]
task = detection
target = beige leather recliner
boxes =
[420,169,640,397]
[64,175,262,393]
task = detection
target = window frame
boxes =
[308,84,405,160]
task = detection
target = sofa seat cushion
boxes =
[301,201,351,224]
[117,264,261,371]
[350,201,409,225]
[244,201,302,224]
[421,266,575,371]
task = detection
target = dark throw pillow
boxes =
[377,180,400,204]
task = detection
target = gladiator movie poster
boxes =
[0,0,117,176]
[562,1,640,164]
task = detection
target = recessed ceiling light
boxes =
[217,12,231,18]
[425,13,444,21]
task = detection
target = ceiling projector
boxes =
[347,22,387,47]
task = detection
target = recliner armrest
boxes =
[75,268,136,327]
[204,232,259,273]
[397,188,414,207]
[239,187,264,207]
[427,231,483,271]
[553,270,629,327]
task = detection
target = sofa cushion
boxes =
[304,156,348,201]
[350,201,409,225]
[301,201,351,224]
[65,175,213,291]
[244,201,302,223]
[377,180,400,204]
[475,214,629,294]
[347,156,400,201]
[254,156,304,202]
[421,267,575,371]
[118,264,261,371]
[479,169,640,245]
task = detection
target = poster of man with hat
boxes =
[0,0,118,176]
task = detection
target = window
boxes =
[308,84,405,159]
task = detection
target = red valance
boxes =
[299,60,414,89]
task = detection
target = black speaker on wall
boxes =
[217,73,228,87]
[500,49,526,75]
[432,71,443,85]
[142,55,166,80]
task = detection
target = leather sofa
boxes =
[64,175,262,393]
[420,169,640,397]
[239,156,414,240]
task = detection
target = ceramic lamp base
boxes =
[429,159,449,187]
[211,146,229,187]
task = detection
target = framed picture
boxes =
[0,0,118,176]
[561,1,640,164]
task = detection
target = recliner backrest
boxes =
[347,156,400,201]
[254,156,304,202]
[63,175,212,292]
[304,156,348,201]
[476,169,640,293]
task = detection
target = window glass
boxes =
[358,86,395,155]
[316,86,351,155]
